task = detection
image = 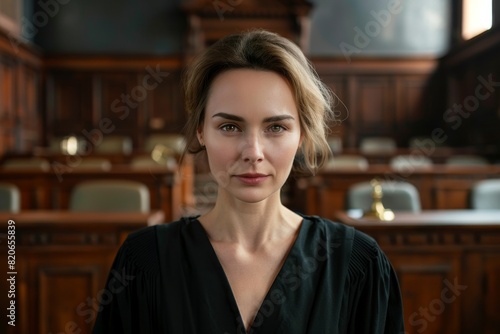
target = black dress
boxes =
[92,215,405,334]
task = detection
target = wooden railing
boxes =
[294,165,500,218]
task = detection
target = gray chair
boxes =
[0,183,20,212]
[446,155,489,167]
[347,181,421,212]
[323,155,369,170]
[93,136,133,154]
[72,158,112,171]
[470,179,500,209]
[69,180,150,212]
[360,137,397,154]
[390,155,433,171]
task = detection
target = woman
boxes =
[93,29,405,334]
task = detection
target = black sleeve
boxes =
[92,240,133,334]
[348,231,405,334]
[92,227,160,334]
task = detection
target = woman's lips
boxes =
[235,173,268,185]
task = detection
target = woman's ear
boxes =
[197,127,204,147]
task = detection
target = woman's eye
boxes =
[220,124,239,132]
[268,124,286,133]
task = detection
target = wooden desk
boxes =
[335,210,500,334]
[48,152,196,209]
[339,146,499,165]
[0,210,165,334]
[298,165,500,217]
[0,166,183,220]
[336,209,500,225]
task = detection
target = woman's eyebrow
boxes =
[263,115,295,123]
[212,112,295,123]
[212,112,244,122]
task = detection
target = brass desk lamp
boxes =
[362,178,395,221]
[151,144,177,169]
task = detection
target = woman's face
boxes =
[199,69,302,204]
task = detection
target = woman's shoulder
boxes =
[303,214,391,279]
[302,214,381,259]
[117,218,194,273]
[126,217,188,242]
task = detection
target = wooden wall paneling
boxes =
[97,72,140,143]
[388,254,461,334]
[462,250,500,333]
[350,75,393,143]
[476,253,500,334]
[40,57,438,154]
[0,170,51,210]
[433,179,473,210]
[16,63,41,151]
[320,75,349,142]
[313,58,437,148]
[443,27,500,148]
[37,262,103,334]
[395,75,429,145]
[337,215,500,334]
[0,54,16,154]
[3,211,164,333]
[144,70,186,135]
[345,75,359,147]
[432,170,497,209]
[183,0,311,53]
[46,72,93,137]
[0,30,42,155]
[43,57,185,150]
[0,234,10,334]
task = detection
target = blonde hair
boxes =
[182,29,334,175]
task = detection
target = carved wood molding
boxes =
[369,231,500,247]
[0,27,41,66]
[182,0,313,53]
[19,232,120,247]
[311,57,438,75]
[43,55,183,71]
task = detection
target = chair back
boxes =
[93,136,133,154]
[470,179,500,209]
[347,181,421,212]
[360,137,397,154]
[69,180,150,212]
[446,155,489,167]
[72,158,112,171]
[390,155,433,171]
[0,183,20,212]
[324,155,369,170]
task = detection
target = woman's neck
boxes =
[198,194,302,252]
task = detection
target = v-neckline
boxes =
[192,216,308,334]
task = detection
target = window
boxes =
[462,0,492,40]
[0,0,21,35]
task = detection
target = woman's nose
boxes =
[241,134,264,164]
